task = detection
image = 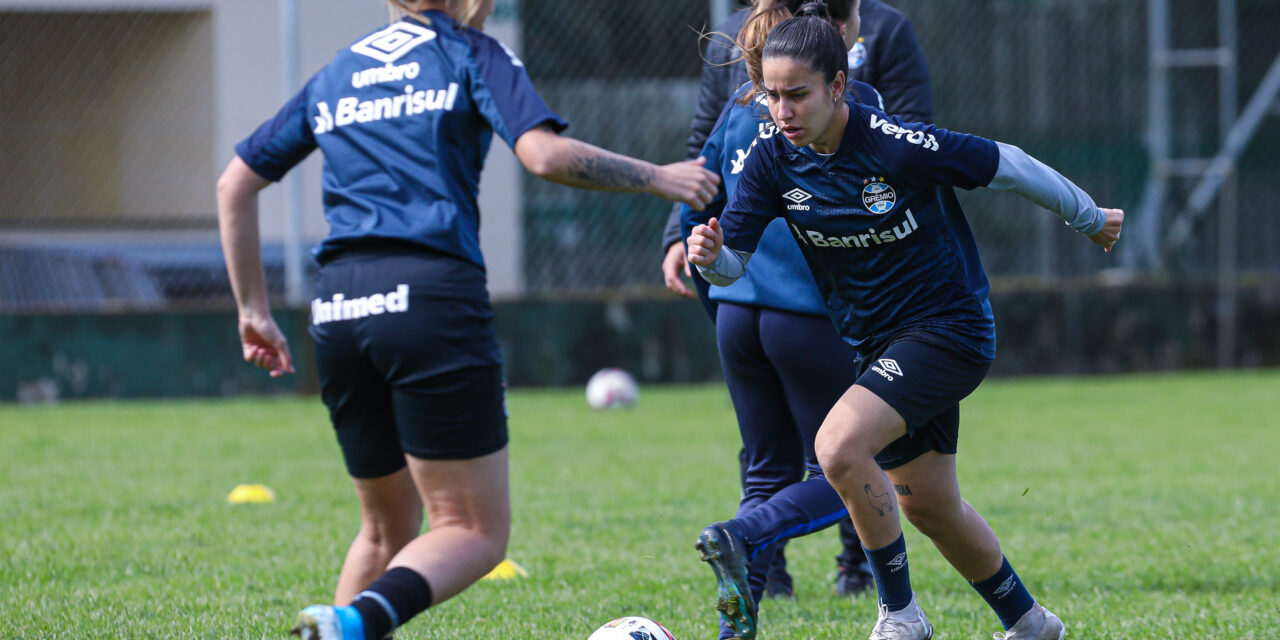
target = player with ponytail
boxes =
[219,1,717,638]
[689,5,1122,639]
[678,2,890,639]
[663,0,933,600]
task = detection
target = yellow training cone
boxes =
[481,558,529,581]
[227,484,276,504]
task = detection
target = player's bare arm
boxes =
[514,126,719,209]
[216,156,294,378]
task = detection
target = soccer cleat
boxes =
[992,603,1065,640]
[835,561,875,597]
[696,522,758,640]
[868,594,933,640]
[289,605,365,640]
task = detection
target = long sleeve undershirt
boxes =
[696,142,1105,287]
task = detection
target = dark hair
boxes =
[736,1,853,105]
[761,1,849,85]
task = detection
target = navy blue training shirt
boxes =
[719,98,1000,360]
[680,80,883,316]
[236,11,567,265]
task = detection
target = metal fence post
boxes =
[280,0,305,308]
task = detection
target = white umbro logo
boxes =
[887,552,908,572]
[877,358,903,376]
[351,22,437,63]
[782,188,813,204]
[993,574,1017,599]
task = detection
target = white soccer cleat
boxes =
[993,603,1065,640]
[868,594,933,640]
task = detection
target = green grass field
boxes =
[2,371,1278,639]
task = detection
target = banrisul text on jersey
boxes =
[234,11,567,267]
[313,84,460,134]
[715,97,1001,359]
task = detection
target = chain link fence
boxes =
[519,0,1280,293]
[0,9,223,312]
[3,0,1280,312]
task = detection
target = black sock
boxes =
[350,567,433,640]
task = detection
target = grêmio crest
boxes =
[861,177,897,215]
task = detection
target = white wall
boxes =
[2,0,526,297]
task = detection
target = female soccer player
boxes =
[664,0,934,599]
[217,1,718,638]
[677,3,885,638]
[688,5,1122,640]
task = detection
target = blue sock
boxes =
[330,606,366,639]
[863,533,912,611]
[969,556,1035,630]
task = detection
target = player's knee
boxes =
[814,426,847,478]
[815,424,873,480]
[474,529,508,572]
[359,512,421,553]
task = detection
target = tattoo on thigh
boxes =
[864,483,894,516]
[894,483,913,496]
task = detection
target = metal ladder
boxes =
[1131,0,1280,367]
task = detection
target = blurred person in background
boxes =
[664,0,934,600]
[681,4,883,639]
[216,0,718,638]
[687,5,1122,639]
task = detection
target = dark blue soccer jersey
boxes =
[681,80,883,316]
[235,11,567,266]
[719,99,1001,359]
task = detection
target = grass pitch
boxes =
[2,371,1278,639]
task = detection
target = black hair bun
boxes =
[796,1,831,19]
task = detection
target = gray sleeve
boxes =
[987,142,1106,236]
[695,247,753,287]
[661,203,683,250]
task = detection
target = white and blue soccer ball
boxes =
[584,368,639,410]
[587,616,674,640]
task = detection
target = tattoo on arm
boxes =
[894,484,912,497]
[864,483,894,517]
[566,142,655,190]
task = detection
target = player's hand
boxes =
[238,309,294,378]
[687,217,724,267]
[1088,208,1124,252]
[662,242,695,298]
[653,156,720,211]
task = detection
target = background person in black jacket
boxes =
[660,0,934,599]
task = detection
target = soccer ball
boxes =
[584,368,639,410]
[587,616,675,640]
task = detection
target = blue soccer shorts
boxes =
[309,245,508,478]
[853,333,993,470]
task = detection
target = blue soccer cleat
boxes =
[289,604,365,640]
[696,522,758,640]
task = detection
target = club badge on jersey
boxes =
[848,40,867,70]
[861,178,897,215]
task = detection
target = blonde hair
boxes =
[384,0,485,29]
[735,0,800,105]
[734,0,852,105]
